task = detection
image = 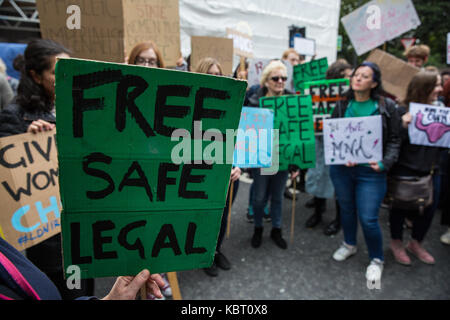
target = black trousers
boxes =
[216,179,239,252]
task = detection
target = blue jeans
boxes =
[330,165,386,261]
[252,169,289,228]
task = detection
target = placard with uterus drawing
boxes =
[408,103,450,148]
[323,116,383,165]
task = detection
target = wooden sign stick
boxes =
[140,285,147,300]
[226,182,234,239]
[290,179,297,244]
[167,272,182,300]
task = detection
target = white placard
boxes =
[294,37,316,56]
[408,103,450,148]
[323,116,383,165]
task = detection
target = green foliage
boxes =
[338,0,450,69]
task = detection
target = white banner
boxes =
[323,115,383,165]
[408,103,450,148]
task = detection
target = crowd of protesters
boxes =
[0,36,448,300]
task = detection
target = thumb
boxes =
[128,269,150,294]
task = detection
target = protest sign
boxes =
[447,33,450,65]
[303,78,350,135]
[226,28,254,59]
[233,107,274,168]
[294,37,316,56]
[366,49,419,101]
[55,58,246,278]
[36,0,181,66]
[191,36,234,76]
[0,131,61,250]
[323,116,383,165]
[293,57,328,93]
[341,0,421,56]
[260,95,315,171]
[408,103,450,148]
[247,58,294,93]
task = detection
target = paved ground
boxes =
[95,175,450,300]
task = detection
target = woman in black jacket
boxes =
[389,71,444,265]
[329,62,401,285]
[0,40,94,300]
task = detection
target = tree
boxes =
[338,0,450,68]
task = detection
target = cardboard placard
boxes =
[0,131,61,250]
[293,57,328,93]
[260,95,316,171]
[408,103,450,148]
[323,116,383,165]
[36,0,181,66]
[226,28,254,58]
[233,107,274,168]
[191,36,234,76]
[55,58,246,278]
[303,78,350,135]
[366,49,419,101]
[341,0,421,56]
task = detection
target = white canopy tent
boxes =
[179,0,342,67]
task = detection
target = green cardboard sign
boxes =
[55,58,246,278]
[260,95,316,171]
[303,78,350,135]
[293,57,328,93]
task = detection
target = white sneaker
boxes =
[440,228,450,245]
[366,258,384,283]
[332,242,357,261]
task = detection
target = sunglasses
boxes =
[270,76,288,82]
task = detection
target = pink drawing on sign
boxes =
[372,139,379,149]
[415,111,450,143]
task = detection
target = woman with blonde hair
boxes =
[127,41,165,68]
[195,57,223,76]
[247,60,298,249]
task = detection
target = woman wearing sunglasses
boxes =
[247,60,298,250]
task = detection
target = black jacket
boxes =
[390,105,444,176]
[0,100,56,137]
[331,97,401,171]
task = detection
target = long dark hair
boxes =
[403,71,438,109]
[14,39,71,113]
[345,61,385,101]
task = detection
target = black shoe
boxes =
[251,227,263,248]
[270,228,287,249]
[203,262,219,277]
[305,212,322,228]
[324,220,340,236]
[305,197,315,208]
[215,251,231,270]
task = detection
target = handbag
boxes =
[386,174,433,214]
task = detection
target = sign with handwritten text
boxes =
[341,0,421,56]
[293,58,328,93]
[408,103,450,148]
[323,116,383,165]
[303,78,350,135]
[233,107,274,168]
[0,131,61,250]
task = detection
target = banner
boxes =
[37,0,181,66]
[366,49,419,102]
[0,131,61,250]
[293,57,328,93]
[408,103,450,148]
[323,116,383,165]
[341,0,420,56]
[191,36,234,76]
[260,95,315,171]
[55,58,246,278]
[303,78,350,135]
[233,107,274,168]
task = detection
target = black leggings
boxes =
[216,179,239,252]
